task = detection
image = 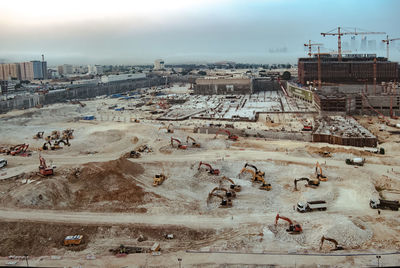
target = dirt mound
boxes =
[306,145,373,157]
[0,158,161,212]
[90,129,124,143]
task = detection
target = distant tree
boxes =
[282,71,291,80]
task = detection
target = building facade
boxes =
[154,59,165,70]
[194,77,252,95]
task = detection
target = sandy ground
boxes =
[0,85,400,267]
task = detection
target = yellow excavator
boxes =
[294,177,320,191]
[210,186,236,199]
[319,236,344,251]
[239,168,271,191]
[219,176,241,192]
[186,136,200,148]
[159,123,174,133]
[315,162,328,181]
[244,163,265,178]
[153,174,167,186]
[45,130,60,141]
[207,192,233,208]
[62,129,74,140]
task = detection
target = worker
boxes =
[378,210,381,215]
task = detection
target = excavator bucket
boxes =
[259,183,272,191]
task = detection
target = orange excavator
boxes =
[207,192,233,208]
[239,168,271,191]
[170,137,187,149]
[319,236,344,251]
[210,186,236,198]
[10,144,31,157]
[275,214,302,234]
[315,162,327,181]
[159,123,174,133]
[39,155,54,176]
[198,161,220,175]
[186,136,200,148]
[219,176,241,192]
[294,177,320,191]
[214,129,238,141]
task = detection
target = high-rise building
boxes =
[154,59,165,70]
[0,63,21,80]
[351,36,357,51]
[360,36,367,51]
[42,61,48,79]
[32,61,43,79]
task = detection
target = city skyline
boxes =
[1,0,399,65]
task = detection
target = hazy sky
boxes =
[0,0,399,65]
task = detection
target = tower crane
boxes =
[304,40,324,57]
[382,35,400,60]
[321,27,385,61]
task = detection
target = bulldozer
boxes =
[39,155,54,176]
[275,213,302,234]
[33,131,44,139]
[207,192,232,208]
[315,162,328,181]
[170,137,187,149]
[198,161,220,175]
[210,186,236,199]
[159,123,174,133]
[239,168,271,191]
[294,177,320,191]
[214,129,238,141]
[319,236,344,251]
[219,176,241,192]
[186,136,200,148]
[153,174,167,186]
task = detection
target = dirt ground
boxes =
[0,85,400,267]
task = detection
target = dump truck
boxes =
[64,235,83,246]
[370,198,400,211]
[345,157,365,166]
[297,200,327,213]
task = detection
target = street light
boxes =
[24,254,29,267]
[178,257,182,268]
[376,255,381,267]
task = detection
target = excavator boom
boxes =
[275,214,302,234]
[198,161,220,175]
[320,236,344,251]
[315,162,328,181]
[220,176,241,192]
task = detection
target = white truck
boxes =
[345,157,365,166]
[297,200,327,213]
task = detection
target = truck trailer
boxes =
[370,199,400,211]
[297,200,327,213]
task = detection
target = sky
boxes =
[0,0,399,65]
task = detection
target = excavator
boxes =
[319,236,344,251]
[42,138,70,150]
[170,137,187,149]
[294,177,320,191]
[186,136,200,148]
[275,213,302,234]
[39,155,54,176]
[244,163,265,178]
[207,192,233,208]
[214,129,239,141]
[10,144,31,157]
[153,174,167,186]
[219,176,241,192]
[33,131,44,139]
[198,161,220,175]
[46,130,60,141]
[315,162,327,181]
[210,186,236,198]
[62,129,74,140]
[159,123,174,133]
[239,168,271,191]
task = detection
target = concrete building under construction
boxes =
[298,54,398,85]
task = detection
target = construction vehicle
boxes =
[294,177,320,191]
[239,168,271,191]
[159,123,174,133]
[42,138,70,150]
[153,174,167,186]
[0,159,7,169]
[214,129,239,141]
[186,136,200,148]
[136,144,152,153]
[10,144,31,157]
[275,214,302,234]
[244,163,265,178]
[364,147,385,155]
[315,162,327,181]
[63,235,83,246]
[39,155,54,176]
[170,137,187,149]
[33,131,44,139]
[129,151,141,158]
[62,129,74,139]
[319,236,344,251]
[210,186,236,198]
[302,125,313,131]
[45,130,61,141]
[345,157,365,166]
[318,151,332,158]
[220,176,241,192]
[198,161,220,175]
[370,198,400,211]
[208,192,232,208]
[297,200,327,213]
